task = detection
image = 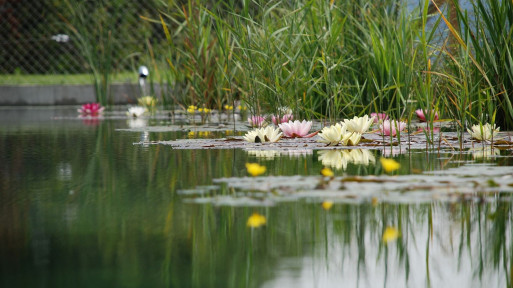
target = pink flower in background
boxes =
[248,115,267,127]
[415,109,438,122]
[78,103,104,116]
[370,112,388,123]
[272,114,294,125]
[380,120,407,136]
[278,120,317,138]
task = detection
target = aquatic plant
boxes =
[272,114,294,125]
[247,212,266,228]
[138,96,157,111]
[248,116,267,128]
[271,107,294,125]
[317,124,345,146]
[127,106,146,118]
[380,158,400,173]
[278,120,315,138]
[78,103,104,116]
[370,113,388,123]
[379,120,407,136]
[321,201,334,211]
[320,167,334,177]
[245,163,266,177]
[343,115,375,134]
[243,126,282,143]
[382,227,400,243]
[467,123,499,141]
[187,105,197,114]
[317,123,362,146]
[415,109,438,122]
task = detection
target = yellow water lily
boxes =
[380,158,400,173]
[187,105,197,114]
[322,201,334,210]
[320,167,334,177]
[342,115,375,133]
[467,123,499,141]
[246,163,266,176]
[247,212,266,228]
[243,126,282,143]
[382,227,400,243]
[198,107,211,113]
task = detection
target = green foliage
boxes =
[153,0,513,129]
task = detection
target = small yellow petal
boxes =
[380,158,400,173]
[247,213,266,228]
[322,201,333,210]
[321,167,334,177]
[382,227,400,243]
[246,163,266,177]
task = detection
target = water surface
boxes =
[1,107,512,288]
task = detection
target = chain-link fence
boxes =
[0,0,168,85]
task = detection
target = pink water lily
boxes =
[272,114,294,125]
[248,115,267,127]
[278,120,318,138]
[370,112,388,123]
[380,120,407,136]
[78,103,104,116]
[415,109,438,122]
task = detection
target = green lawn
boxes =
[0,72,138,85]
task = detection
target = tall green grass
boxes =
[155,0,512,129]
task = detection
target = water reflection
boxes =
[246,149,313,159]
[470,146,500,160]
[318,149,376,170]
[1,108,513,287]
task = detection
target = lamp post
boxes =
[138,65,149,96]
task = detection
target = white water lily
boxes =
[467,123,499,141]
[318,123,345,146]
[343,115,375,133]
[127,106,146,118]
[243,126,282,143]
[344,132,362,146]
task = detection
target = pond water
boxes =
[1,107,512,288]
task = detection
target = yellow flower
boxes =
[224,105,234,110]
[237,105,247,111]
[247,213,266,228]
[246,163,266,176]
[187,105,197,114]
[320,167,334,177]
[188,131,195,138]
[322,201,334,210]
[382,227,400,243]
[380,158,400,173]
[198,107,211,114]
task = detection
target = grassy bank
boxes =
[0,72,138,86]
